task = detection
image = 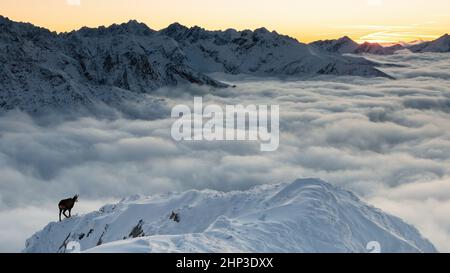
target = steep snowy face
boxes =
[310,36,359,54]
[61,21,228,92]
[24,179,436,253]
[0,17,225,113]
[409,34,450,53]
[160,25,390,78]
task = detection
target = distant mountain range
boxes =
[159,23,387,78]
[409,34,450,53]
[0,16,390,113]
[310,37,405,55]
[310,34,450,55]
[0,15,448,114]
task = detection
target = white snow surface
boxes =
[23,178,437,253]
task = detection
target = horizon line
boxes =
[1,14,445,45]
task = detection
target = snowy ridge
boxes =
[288,34,450,55]
[24,179,437,253]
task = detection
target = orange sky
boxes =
[0,0,449,44]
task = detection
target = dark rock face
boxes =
[129,220,145,238]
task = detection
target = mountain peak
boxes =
[339,36,354,42]
[122,19,147,27]
[310,36,359,54]
[160,22,190,37]
[254,27,270,34]
[0,15,13,27]
[74,20,154,37]
[111,19,154,34]
[166,22,188,30]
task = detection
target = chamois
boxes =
[170,211,180,223]
[58,195,78,222]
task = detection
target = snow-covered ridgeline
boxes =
[24,179,437,253]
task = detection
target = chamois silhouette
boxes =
[58,195,78,222]
[170,211,180,223]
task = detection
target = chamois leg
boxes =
[63,209,69,219]
[68,209,71,218]
[59,209,62,222]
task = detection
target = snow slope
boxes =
[23,179,437,253]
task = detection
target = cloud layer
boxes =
[1,51,450,251]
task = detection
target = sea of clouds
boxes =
[1,51,450,252]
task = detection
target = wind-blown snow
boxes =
[24,179,436,253]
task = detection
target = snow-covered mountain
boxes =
[311,37,405,55]
[23,178,437,253]
[0,16,394,113]
[310,36,359,54]
[161,24,389,78]
[0,16,226,114]
[409,34,450,53]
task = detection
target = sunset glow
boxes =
[0,0,449,43]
